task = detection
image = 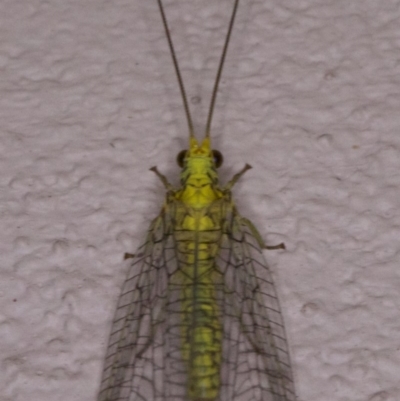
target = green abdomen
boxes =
[175,224,222,401]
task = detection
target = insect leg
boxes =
[150,166,175,191]
[223,163,252,191]
[240,217,285,250]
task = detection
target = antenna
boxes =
[157,0,240,140]
[157,0,194,137]
[205,0,240,137]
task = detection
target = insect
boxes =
[97,0,296,400]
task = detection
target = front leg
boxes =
[150,166,175,191]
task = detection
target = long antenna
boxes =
[157,0,194,137]
[205,0,240,138]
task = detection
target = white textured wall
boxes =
[1,0,399,400]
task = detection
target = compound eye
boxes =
[212,149,223,168]
[176,150,187,167]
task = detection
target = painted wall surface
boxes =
[1,0,399,400]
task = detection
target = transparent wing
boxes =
[98,204,296,401]
[215,210,296,401]
[98,213,177,401]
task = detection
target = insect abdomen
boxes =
[175,214,223,401]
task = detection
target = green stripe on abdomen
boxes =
[178,242,222,400]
